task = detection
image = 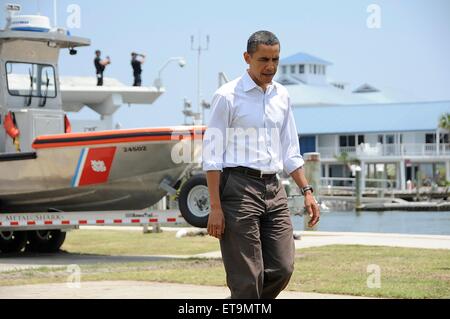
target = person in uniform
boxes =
[94,50,111,86]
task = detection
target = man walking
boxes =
[94,50,111,86]
[131,52,146,86]
[202,30,320,299]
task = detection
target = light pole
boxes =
[191,33,209,124]
[154,57,186,90]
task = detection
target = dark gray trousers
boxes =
[219,169,295,299]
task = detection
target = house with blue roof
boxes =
[278,52,450,191]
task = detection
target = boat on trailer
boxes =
[0,5,209,253]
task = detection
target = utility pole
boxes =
[190,32,209,125]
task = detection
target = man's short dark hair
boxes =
[247,30,280,55]
[95,50,101,55]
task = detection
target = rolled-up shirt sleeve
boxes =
[202,93,230,171]
[280,98,304,175]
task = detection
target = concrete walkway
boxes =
[0,281,373,299]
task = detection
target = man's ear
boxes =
[243,52,251,64]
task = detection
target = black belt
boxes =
[224,166,277,179]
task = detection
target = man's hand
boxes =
[206,171,224,239]
[207,208,225,239]
[304,192,320,227]
[289,167,321,228]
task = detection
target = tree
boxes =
[438,113,450,188]
[333,151,361,187]
[334,151,361,167]
[438,113,450,131]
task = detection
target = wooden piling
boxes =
[303,152,320,231]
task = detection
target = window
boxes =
[290,65,296,73]
[426,133,448,144]
[281,65,287,74]
[323,66,326,75]
[309,65,313,73]
[348,135,355,146]
[425,133,449,144]
[299,64,304,74]
[358,135,365,145]
[425,133,436,144]
[386,135,395,144]
[378,135,384,144]
[339,135,357,147]
[313,65,317,74]
[6,62,56,99]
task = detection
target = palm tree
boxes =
[438,113,450,131]
[334,151,361,187]
[334,151,360,167]
[438,113,450,187]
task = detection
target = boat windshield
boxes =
[5,62,56,100]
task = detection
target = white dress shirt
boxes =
[202,71,304,175]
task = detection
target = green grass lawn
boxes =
[1,229,449,298]
[289,245,450,298]
[61,229,220,256]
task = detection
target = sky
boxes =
[1,0,450,129]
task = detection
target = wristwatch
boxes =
[301,185,314,195]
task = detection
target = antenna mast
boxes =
[190,32,210,125]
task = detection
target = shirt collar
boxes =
[242,71,258,92]
[242,70,274,93]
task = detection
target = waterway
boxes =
[291,210,450,235]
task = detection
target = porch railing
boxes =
[317,143,450,158]
[320,177,397,191]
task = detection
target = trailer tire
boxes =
[178,174,210,228]
[0,231,28,254]
[26,230,66,253]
